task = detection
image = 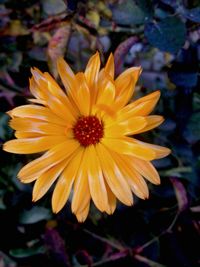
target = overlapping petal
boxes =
[3,51,171,222]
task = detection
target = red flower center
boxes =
[73,116,104,147]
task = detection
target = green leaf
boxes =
[19,206,52,224]
[145,17,186,54]
[9,246,46,258]
[112,0,146,25]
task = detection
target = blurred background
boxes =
[0,0,200,266]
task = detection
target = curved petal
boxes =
[104,53,114,79]
[101,137,156,160]
[15,131,41,139]
[52,147,84,213]
[96,70,115,106]
[29,76,43,101]
[84,52,100,104]
[3,136,67,154]
[8,105,67,126]
[87,145,108,212]
[31,73,76,123]
[46,96,76,124]
[32,160,68,202]
[111,152,149,199]
[10,118,67,136]
[18,140,80,182]
[75,72,91,115]
[104,116,147,137]
[118,91,161,121]
[57,57,78,104]
[31,68,78,118]
[30,68,49,101]
[96,143,133,206]
[71,150,91,214]
[132,138,171,159]
[104,179,117,215]
[134,115,164,134]
[129,157,160,184]
[85,51,100,88]
[46,79,78,118]
[114,67,141,109]
[76,201,90,222]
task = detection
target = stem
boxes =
[83,229,124,250]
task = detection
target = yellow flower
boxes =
[3,52,171,222]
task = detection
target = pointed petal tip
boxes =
[94,50,100,56]
[106,208,115,215]
[52,207,59,214]
[155,90,161,96]
[124,197,134,206]
[2,142,13,153]
[165,147,172,156]
[76,214,87,223]
[32,197,37,202]
[6,110,13,117]
[52,200,63,214]
[154,180,161,185]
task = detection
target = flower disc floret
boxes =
[73,116,103,147]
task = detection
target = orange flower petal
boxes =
[118,90,161,120]
[3,136,67,154]
[32,160,68,202]
[133,115,164,134]
[101,137,156,160]
[129,157,160,185]
[104,180,117,215]
[8,105,67,126]
[132,138,171,159]
[18,140,79,181]
[114,67,142,108]
[87,145,108,212]
[10,118,67,135]
[96,70,115,106]
[96,143,133,206]
[52,147,84,213]
[57,57,79,105]
[75,72,91,115]
[104,53,115,79]
[104,116,147,137]
[84,51,100,104]
[71,150,91,214]
[111,152,149,199]
[76,201,90,222]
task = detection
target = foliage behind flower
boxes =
[3,52,171,222]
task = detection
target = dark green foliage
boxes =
[145,17,186,54]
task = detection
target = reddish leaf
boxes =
[114,36,139,75]
[47,23,71,77]
[170,177,188,212]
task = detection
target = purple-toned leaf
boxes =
[114,36,139,75]
[47,23,71,77]
[170,177,188,212]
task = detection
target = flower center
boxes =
[73,116,104,147]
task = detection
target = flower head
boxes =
[3,52,171,222]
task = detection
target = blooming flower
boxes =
[3,52,171,222]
